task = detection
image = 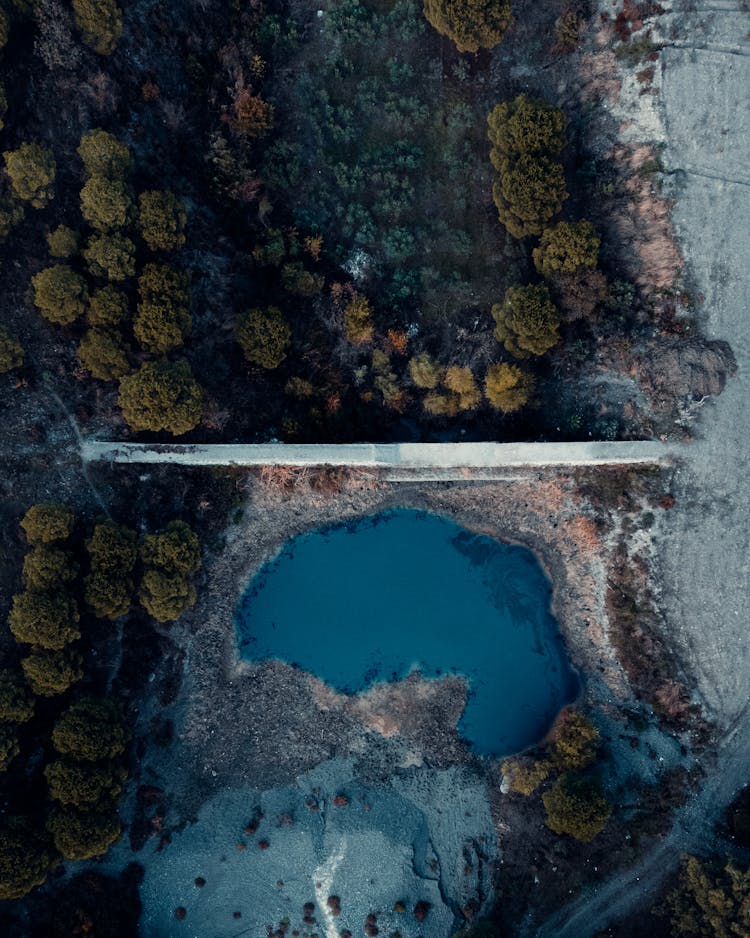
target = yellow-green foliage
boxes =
[484,362,534,413]
[80,174,133,231]
[281,261,324,297]
[78,328,130,381]
[0,725,19,771]
[542,775,611,842]
[46,805,121,860]
[0,671,35,724]
[237,306,291,369]
[87,285,129,327]
[134,263,191,353]
[0,329,24,373]
[667,855,750,938]
[32,264,88,326]
[0,819,53,899]
[139,521,200,622]
[45,758,126,808]
[492,284,560,358]
[52,697,127,762]
[408,353,442,389]
[444,366,480,410]
[138,190,186,251]
[22,546,78,591]
[8,590,80,650]
[492,156,568,239]
[0,197,23,242]
[139,569,196,623]
[533,221,600,278]
[552,709,600,771]
[3,143,55,208]
[343,294,374,345]
[21,647,84,697]
[285,376,315,398]
[487,95,567,165]
[423,0,513,52]
[47,225,79,258]
[371,349,402,409]
[72,0,123,55]
[118,358,203,435]
[20,504,75,545]
[423,391,461,417]
[84,522,137,620]
[83,233,136,281]
[0,9,9,50]
[77,129,131,178]
[502,757,551,796]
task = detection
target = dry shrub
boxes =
[568,515,600,553]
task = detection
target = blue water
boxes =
[235,509,579,756]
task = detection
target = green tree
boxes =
[45,759,126,808]
[77,129,131,178]
[140,521,200,577]
[492,284,560,358]
[47,225,79,258]
[8,591,80,650]
[32,265,88,326]
[280,261,324,297]
[423,391,461,417]
[0,196,23,242]
[0,819,53,899]
[78,328,130,381]
[343,294,374,345]
[487,95,567,165]
[3,143,55,208]
[83,232,136,281]
[0,328,24,373]
[0,724,20,771]
[134,263,191,353]
[552,709,600,771]
[80,174,133,231]
[0,671,35,724]
[667,855,750,938]
[46,806,121,860]
[84,522,137,620]
[22,545,78,591]
[444,366,480,410]
[484,362,535,413]
[542,775,612,842]
[139,569,196,623]
[118,359,202,435]
[237,306,291,369]
[21,647,84,697]
[502,757,551,796]
[492,155,568,239]
[408,353,443,389]
[52,697,127,761]
[138,190,186,251]
[72,0,123,55]
[20,503,74,544]
[423,0,513,52]
[533,221,600,278]
[87,285,129,327]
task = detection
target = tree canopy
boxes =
[8,590,80,650]
[237,306,291,369]
[0,820,53,900]
[20,503,75,545]
[138,190,187,251]
[45,758,126,808]
[87,285,129,328]
[542,775,612,842]
[492,284,560,358]
[78,328,131,381]
[83,233,136,281]
[22,545,78,591]
[134,263,191,353]
[423,0,513,53]
[3,143,56,208]
[84,522,137,620]
[667,855,750,938]
[491,156,568,239]
[77,130,131,178]
[0,671,35,724]
[21,647,84,697]
[47,225,79,259]
[140,521,200,577]
[533,220,600,278]
[32,265,88,326]
[80,174,133,231]
[487,95,567,164]
[484,362,535,413]
[118,359,203,435]
[72,0,123,56]
[46,805,121,861]
[52,697,127,762]
[0,328,24,373]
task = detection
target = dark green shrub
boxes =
[423,0,512,52]
[487,95,567,164]
[32,265,88,325]
[542,775,612,842]
[87,285,129,327]
[52,697,127,761]
[47,225,79,258]
[0,197,23,242]
[0,724,20,771]
[45,758,126,808]
[280,261,324,297]
[8,591,80,650]
[492,155,568,239]
[0,328,24,373]
[118,359,203,435]
[133,263,191,353]
[492,284,560,358]
[77,129,131,178]
[139,569,196,623]
[533,220,600,277]
[80,175,133,231]
[78,329,130,381]
[84,522,137,620]
[484,362,535,412]
[140,521,200,577]
[236,306,291,369]
[0,671,35,724]
[83,233,136,281]
[0,819,53,899]
[72,0,123,55]
[3,143,55,208]
[0,9,8,50]
[20,503,74,544]
[551,709,600,771]
[343,294,374,345]
[21,647,84,697]
[22,546,78,591]
[46,805,121,860]
[138,190,186,251]
[408,353,442,389]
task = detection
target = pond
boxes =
[235,509,579,756]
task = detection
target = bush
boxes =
[134,263,191,353]
[492,155,568,239]
[32,264,88,326]
[46,805,121,860]
[138,190,186,251]
[0,820,53,899]
[77,129,131,178]
[423,0,513,52]
[484,363,534,413]
[84,522,137,620]
[501,757,551,796]
[343,294,374,345]
[118,359,203,435]
[533,220,600,277]
[542,775,612,842]
[78,328,130,381]
[140,521,200,577]
[139,569,196,622]
[83,232,136,281]
[21,647,84,697]
[0,328,24,373]
[0,725,20,771]
[487,95,567,164]
[22,545,78,591]
[87,285,128,327]
[3,143,56,208]
[408,353,442,389]
[45,758,126,808]
[552,709,600,771]
[0,671,35,724]
[444,366,480,410]
[667,855,750,938]
[281,261,324,297]
[8,590,80,650]
[52,697,127,761]
[20,503,74,544]
[47,224,79,258]
[492,284,560,358]
[237,306,291,369]
[80,174,133,231]
[71,0,122,55]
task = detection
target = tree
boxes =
[22,545,78,591]
[502,757,551,796]
[71,0,122,55]
[84,522,137,620]
[47,224,79,258]
[0,671,35,724]
[3,143,55,208]
[80,174,133,231]
[139,569,196,623]
[83,232,136,281]
[140,521,200,577]
[0,819,53,899]
[281,262,324,297]
[77,129,131,178]
[552,709,600,771]
[487,95,567,165]
[237,306,291,369]
[87,285,129,327]
[423,0,513,52]
[492,155,568,239]
[0,196,23,243]
[52,697,127,761]
[343,294,374,345]
[46,806,121,860]
[0,328,24,373]
[533,220,600,278]
[667,855,750,938]
[409,353,442,389]
[134,263,191,353]
[484,363,534,413]
[118,359,203,435]
[0,724,20,771]
[78,328,130,381]
[32,264,88,326]
[20,503,74,544]
[229,87,274,137]
[423,391,461,417]
[444,366,480,410]
[45,759,126,808]
[21,647,84,697]
[138,190,186,251]
[492,284,560,358]
[542,775,612,842]
[8,591,80,650]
